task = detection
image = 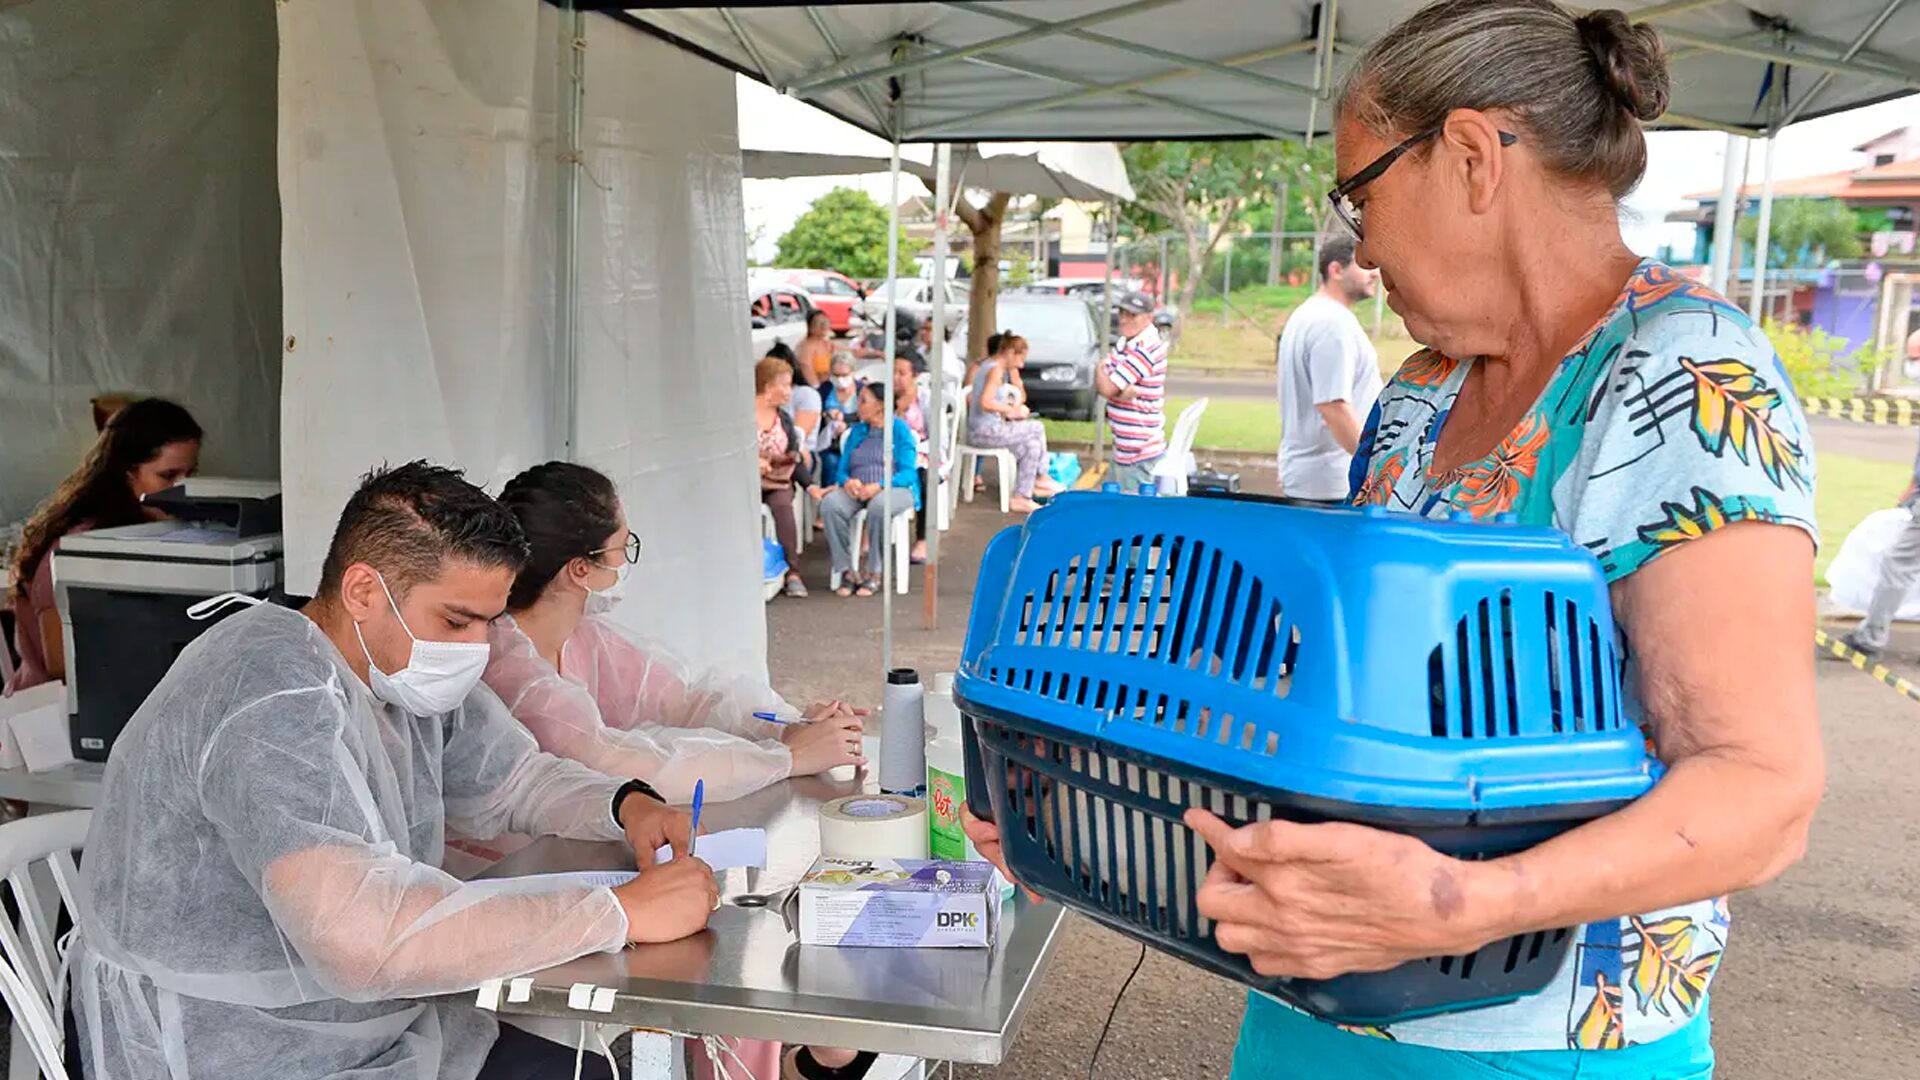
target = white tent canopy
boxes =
[600,0,1920,141]
[742,141,1136,201]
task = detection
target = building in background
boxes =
[1661,127,1919,365]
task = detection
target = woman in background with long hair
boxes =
[5,398,201,694]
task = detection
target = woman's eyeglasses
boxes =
[1327,127,1517,241]
[589,534,642,565]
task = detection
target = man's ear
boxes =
[338,563,384,623]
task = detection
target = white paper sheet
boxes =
[515,827,768,893]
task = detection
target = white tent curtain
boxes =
[0,0,281,526]
[279,0,768,677]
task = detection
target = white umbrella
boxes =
[740,141,1134,201]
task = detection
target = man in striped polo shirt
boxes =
[1096,290,1170,492]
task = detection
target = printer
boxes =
[53,479,284,761]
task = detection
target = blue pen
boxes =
[753,710,788,724]
[688,779,704,860]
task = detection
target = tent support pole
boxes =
[1098,200,1115,471]
[1748,135,1776,325]
[882,128,902,675]
[558,0,585,460]
[1305,0,1335,291]
[1708,133,1743,295]
[924,142,952,627]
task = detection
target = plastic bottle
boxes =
[925,672,973,861]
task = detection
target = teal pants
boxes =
[1230,993,1714,1080]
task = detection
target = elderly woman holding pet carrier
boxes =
[966,1,1821,1076]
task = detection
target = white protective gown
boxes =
[71,603,636,1080]
[483,615,797,805]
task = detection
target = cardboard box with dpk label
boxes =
[793,856,999,948]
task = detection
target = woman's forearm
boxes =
[1460,742,1821,946]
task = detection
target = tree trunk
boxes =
[1175,226,1205,326]
[952,191,1013,363]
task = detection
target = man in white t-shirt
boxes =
[1275,236,1382,503]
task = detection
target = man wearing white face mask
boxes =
[70,461,717,1080]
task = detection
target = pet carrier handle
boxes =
[1190,489,1343,510]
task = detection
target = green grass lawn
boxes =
[1815,452,1906,585]
[1045,391,1890,585]
[1042,397,1277,454]
[1170,282,1414,373]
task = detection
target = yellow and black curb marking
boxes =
[1802,397,1920,426]
[1815,628,1920,704]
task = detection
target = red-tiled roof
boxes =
[1684,157,1920,202]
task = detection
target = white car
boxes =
[852,277,969,331]
[749,283,817,359]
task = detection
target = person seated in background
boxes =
[966,333,1063,513]
[70,461,712,1080]
[817,355,861,487]
[767,343,824,485]
[851,310,924,369]
[755,357,810,598]
[5,398,200,694]
[797,310,836,384]
[484,460,865,809]
[893,353,933,564]
[810,383,920,597]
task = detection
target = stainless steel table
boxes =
[477,768,1065,1065]
[0,761,104,809]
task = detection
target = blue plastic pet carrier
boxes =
[956,492,1659,1025]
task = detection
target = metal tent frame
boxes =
[557,0,1917,663]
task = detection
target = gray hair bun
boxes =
[1573,9,1670,122]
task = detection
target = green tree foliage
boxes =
[1763,318,1878,397]
[1738,197,1864,269]
[1120,141,1329,314]
[774,187,915,278]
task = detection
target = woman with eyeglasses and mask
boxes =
[478,463,866,824]
[966,2,1820,1076]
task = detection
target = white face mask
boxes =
[352,572,490,717]
[583,559,631,615]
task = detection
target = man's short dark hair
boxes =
[316,461,531,600]
[1319,236,1358,282]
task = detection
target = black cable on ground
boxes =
[1088,943,1149,1080]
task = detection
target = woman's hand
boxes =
[620,795,695,860]
[808,484,830,502]
[784,711,867,775]
[1185,810,1492,980]
[801,700,869,724]
[757,456,772,477]
[961,807,1041,902]
[612,857,718,944]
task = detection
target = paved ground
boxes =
[766,460,1920,1079]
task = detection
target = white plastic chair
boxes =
[849,506,913,595]
[952,434,1015,515]
[932,397,963,532]
[1151,397,1210,497]
[757,506,784,603]
[0,809,90,1080]
[791,479,811,555]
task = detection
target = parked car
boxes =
[955,295,1102,421]
[852,277,969,331]
[759,268,866,334]
[1014,277,1178,339]
[749,282,816,359]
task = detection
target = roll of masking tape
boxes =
[819,794,930,860]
